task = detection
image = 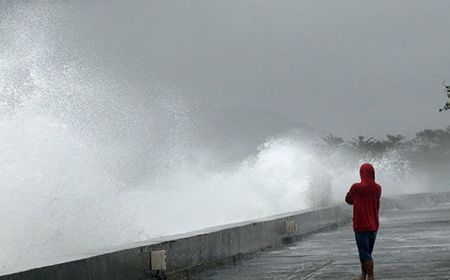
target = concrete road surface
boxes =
[193,203,450,280]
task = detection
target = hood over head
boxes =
[360,163,375,182]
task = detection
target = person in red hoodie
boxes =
[345,163,382,280]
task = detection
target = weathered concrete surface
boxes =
[193,202,450,280]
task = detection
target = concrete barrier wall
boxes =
[0,204,351,280]
[2,192,449,280]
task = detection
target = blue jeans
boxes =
[355,231,377,262]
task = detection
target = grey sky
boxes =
[91,0,450,138]
[8,0,450,138]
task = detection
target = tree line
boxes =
[323,126,450,190]
[323,126,450,155]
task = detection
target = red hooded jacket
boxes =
[345,163,382,232]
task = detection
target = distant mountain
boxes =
[190,105,317,164]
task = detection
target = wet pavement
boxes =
[193,203,450,280]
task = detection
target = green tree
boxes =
[323,134,345,147]
[350,136,376,151]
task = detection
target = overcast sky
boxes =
[6,0,450,138]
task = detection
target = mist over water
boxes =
[0,1,427,275]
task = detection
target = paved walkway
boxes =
[193,203,450,280]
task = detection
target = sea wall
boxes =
[2,192,449,280]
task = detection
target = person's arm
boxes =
[377,186,382,211]
[345,185,355,205]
